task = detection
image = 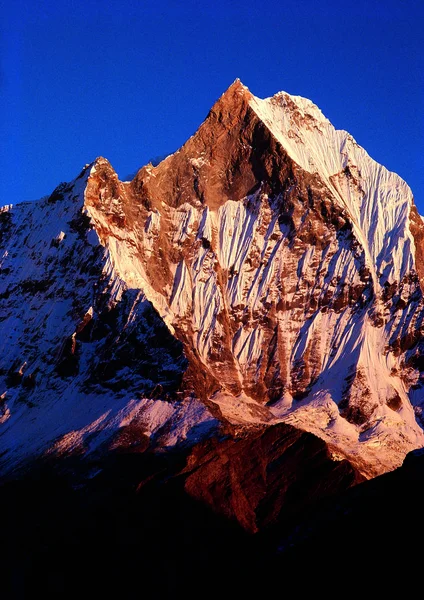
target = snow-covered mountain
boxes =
[1,79,423,492]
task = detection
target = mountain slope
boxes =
[84,81,424,476]
[0,80,423,488]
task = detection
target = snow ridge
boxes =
[249,91,416,288]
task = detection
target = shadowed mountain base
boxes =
[3,423,362,598]
[4,445,424,598]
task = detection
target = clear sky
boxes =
[1,0,423,211]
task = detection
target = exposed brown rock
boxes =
[409,203,424,290]
[183,423,363,532]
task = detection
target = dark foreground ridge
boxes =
[3,444,424,598]
[3,420,360,597]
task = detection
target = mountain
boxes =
[1,80,424,575]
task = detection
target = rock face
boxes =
[0,79,423,505]
[182,422,363,532]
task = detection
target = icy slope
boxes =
[249,90,416,288]
[0,168,217,474]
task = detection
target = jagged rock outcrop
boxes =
[0,80,423,496]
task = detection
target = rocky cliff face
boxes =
[0,80,423,501]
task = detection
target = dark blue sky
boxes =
[1,0,423,211]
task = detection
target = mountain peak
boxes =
[89,156,115,174]
[228,77,249,91]
[216,78,252,105]
[1,81,423,487]
[1,83,424,591]
[219,81,329,129]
